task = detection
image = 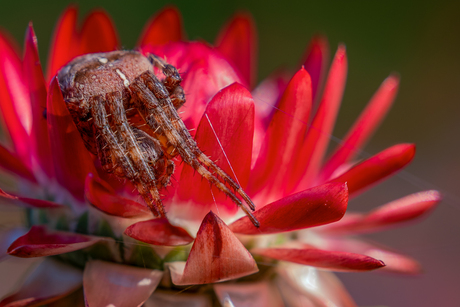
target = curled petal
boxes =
[0,31,32,163]
[229,182,348,235]
[0,144,36,182]
[46,6,78,82]
[250,68,312,199]
[320,74,399,182]
[215,12,257,87]
[0,188,64,209]
[320,190,441,234]
[23,24,54,180]
[83,260,162,307]
[0,259,82,307]
[169,212,258,285]
[0,228,27,261]
[251,246,385,272]
[7,226,101,258]
[85,173,150,218]
[214,282,284,307]
[294,46,348,190]
[47,78,97,202]
[329,143,416,196]
[137,6,184,47]
[176,83,254,218]
[301,35,330,102]
[124,218,194,246]
[276,263,357,307]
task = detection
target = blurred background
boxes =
[0,0,459,306]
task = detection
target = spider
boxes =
[57,50,259,227]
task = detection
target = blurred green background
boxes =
[1,0,459,306]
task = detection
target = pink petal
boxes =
[251,246,384,272]
[146,291,212,306]
[83,260,162,307]
[46,6,78,82]
[329,143,416,197]
[0,144,36,182]
[124,218,194,246]
[301,35,330,102]
[23,24,55,180]
[47,78,97,202]
[320,75,400,182]
[78,9,119,55]
[214,281,284,307]
[7,226,101,258]
[137,6,184,47]
[294,46,348,190]
[176,83,254,218]
[169,211,258,285]
[276,264,358,307]
[320,236,421,274]
[0,31,32,163]
[0,259,82,307]
[229,182,348,235]
[250,68,312,200]
[320,190,441,234]
[215,12,257,88]
[0,188,64,209]
[85,173,150,218]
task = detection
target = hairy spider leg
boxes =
[105,91,167,217]
[147,56,256,211]
[90,95,162,217]
[130,73,260,227]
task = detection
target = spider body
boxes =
[57,50,259,227]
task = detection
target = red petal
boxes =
[85,173,150,218]
[0,228,27,261]
[277,264,358,307]
[124,218,194,246]
[83,260,162,307]
[250,68,312,199]
[215,12,257,88]
[0,144,36,182]
[320,75,399,182]
[301,35,330,102]
[229,182,348,235]
[47,78,97,202]
[0,188,64,209]
[214,282,284,307]
[329,143,416,196]
[169,211,258,285]
[294,46,348,190]
[0,31,32,163]
[176,83,254,218]
[7,226,100,258]
[0,259,82,307]
[23,23,55,180]
[137,6,184,47]
[252,246,384,272]
[78,9,119,55]
[321,190,441,235]
[320,236,421,274]
[46,6,78,82]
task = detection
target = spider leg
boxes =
[148,54,185,110]
[105,91,168,218]
[90,95,162,217]
[130,72,259,227]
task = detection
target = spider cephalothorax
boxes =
[57,50,259,226]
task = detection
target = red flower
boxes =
[0,6,439,307]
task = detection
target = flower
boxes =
[0,6,440,307]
